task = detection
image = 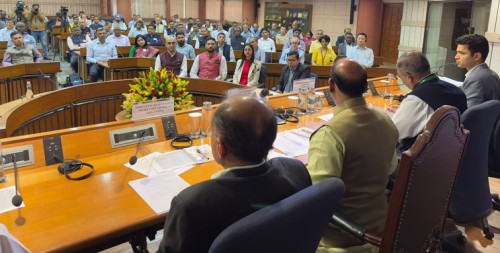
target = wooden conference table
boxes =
[0,78,402,252]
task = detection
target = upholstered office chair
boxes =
[256,65,267,88]
[442,100,500,247]
[489,108,500,179]
[331,105,469,252]
[208,177,345,253]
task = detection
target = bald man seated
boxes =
[307,59,399,251]
[157,97,312,253]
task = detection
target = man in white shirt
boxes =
[210,22,229,40]
[258,29,276,52]
[279,37,304,64]
[106,25,131,46]
[0,18,16,41]
[155,36,187,77]
[347,32,373,68]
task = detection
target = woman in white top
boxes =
[233,44,262,86]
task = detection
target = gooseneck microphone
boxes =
[11,156,23,207]
[431,62,457,75]
[129,131,147,165]
[37,69,60,87]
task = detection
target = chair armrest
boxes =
[330,211,382,247]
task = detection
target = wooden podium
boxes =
[0,62,61,105]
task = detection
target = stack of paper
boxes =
[273,130,311,157]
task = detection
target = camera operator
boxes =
[11,1,28,24]
[27,3,49,60]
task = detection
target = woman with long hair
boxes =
[129,34,159,58]
[311,35,337,66]
[233,43,262,86]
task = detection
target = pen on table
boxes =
[196,148,210,160]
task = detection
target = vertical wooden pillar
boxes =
[220,0,225,21]
[101,0,111,17]
[199,0,206,20]
[357,0,384,56]
[116,0,132,20]
[166,0,171,19]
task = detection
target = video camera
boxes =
[60,6,68,17]
[15,1,26,14]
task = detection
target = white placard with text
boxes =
[292,77,316,93]
[132,98,174,121]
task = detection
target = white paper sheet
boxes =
[0,186,25,214]
[0,224,30,253]
[267,150,291,160]
[318,113,334,121]
[273,131,310,157]
[129,172,190,214]
[124,152,161,176]
[151,150,197,173]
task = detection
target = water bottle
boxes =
[298,87,308,114]
[201,101,212,137]
[26,81,34,100]
[0,141,6,183]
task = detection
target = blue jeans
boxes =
[31,31,48,58]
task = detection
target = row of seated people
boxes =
[155,34,500,253]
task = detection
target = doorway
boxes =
[380,3,403,65]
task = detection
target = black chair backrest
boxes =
[380,106,469,252]
[208,177,345,253]
[489,102,500,178]
[450,100,500,221]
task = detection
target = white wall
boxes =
[486,0,500,74]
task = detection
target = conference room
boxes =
[1,0,500,252]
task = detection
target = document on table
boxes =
[318,113,333,122]
[129,172,190,214]
[273,131,310,157]
[0,186,25,214]
[151,150,197,173]
[0,224,30,253]
[267,150,291,160]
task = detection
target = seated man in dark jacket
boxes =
[391,51,467,151]
[157,97,312,253]
[276,51,311,93]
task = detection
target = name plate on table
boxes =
[226,87,256,98]
[293,77,315,93]
[132,98,174,121]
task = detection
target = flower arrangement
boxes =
[122,68,194,118]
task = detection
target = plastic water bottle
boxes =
[26,81,34,100]
[201,101,212,137]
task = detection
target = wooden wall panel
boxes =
[0,0,101,17]
[223,0,243,22]
[206,0,222,20]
